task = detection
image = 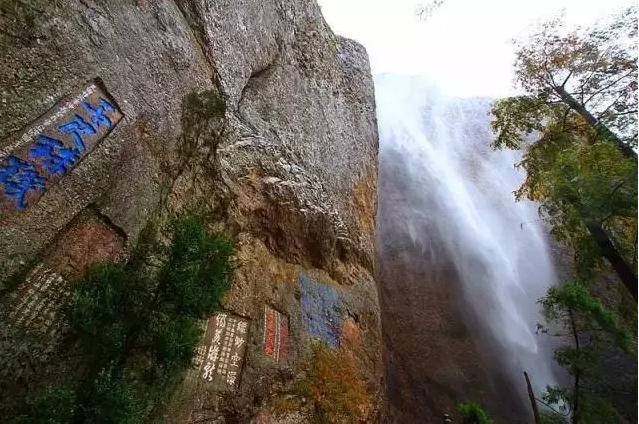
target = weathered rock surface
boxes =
[0,0,381,421]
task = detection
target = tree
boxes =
[535,282,632,424]
[81,368,142,424]
[494,7,637,154]
[2,213,234,423]
[491,7,638,299]
[68,214,233,371]
[15,387,77,424]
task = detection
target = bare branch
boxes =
[560,69,574,88]
[584,69,635,105]
[578,46,614,98]
[534,397,571,417]
[596,90,634,120]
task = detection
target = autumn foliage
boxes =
[296,343,372,423]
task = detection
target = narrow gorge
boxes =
[1,1,636,423]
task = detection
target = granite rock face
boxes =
[0,0,381,421]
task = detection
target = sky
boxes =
[317,0,635,98]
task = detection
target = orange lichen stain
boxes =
[297,344,373,423]
[255,410,270,424]
[340,317,363,352]
[352,164,377,240]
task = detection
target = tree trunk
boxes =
[524,371,541,424]
[567,192,638,300]
[554,85,637,159]
[585,220,638,300]
[569,309,580,424]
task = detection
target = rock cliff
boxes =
[0,0,381,422]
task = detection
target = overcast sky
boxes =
[317,0,634,98]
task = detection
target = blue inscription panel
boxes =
[299,273,343,348]
[0,81,123,215]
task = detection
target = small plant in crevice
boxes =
[7,213,233,423]
[457,401,493,424]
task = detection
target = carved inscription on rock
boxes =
[299,273,342,348]
[263,305,289,364]
[192,312,249,392]
[9,263,71,338]
[0,80,123,214]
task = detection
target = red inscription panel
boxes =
[263,305,289,364]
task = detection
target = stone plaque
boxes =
[263,305,289,364]
[193,312,249,392]
[0,80,123,214]
[9,263,70,337]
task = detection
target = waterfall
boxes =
[375,74,559,405]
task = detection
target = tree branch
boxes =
[606,180,625,201]
[554,84,636,158]
[560,69,574,88]
[525,372,542,424]
[596,91,633,121]
[534,397,571,417]
[583,69,635,105]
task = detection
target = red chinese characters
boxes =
[263,305,289,364]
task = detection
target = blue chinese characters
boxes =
[30,135,82,175]
[0,156,46,209]
[83,98,116,129]
[57,115,96,153]
[0,91,121,212]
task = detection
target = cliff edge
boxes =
[0,0,381,422]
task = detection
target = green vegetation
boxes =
[181,89,226,156]
[514,135,637,283]
[2,213,233,423]
[491,6,637,298]
[491,6,637,423]
[82,369,142,424]
[540,410,568,424]
[292,343,371,424]
[15,386,77,424]
[457,401,493,424]
[537,282,631,424]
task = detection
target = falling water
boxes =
[375,74,559,404]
